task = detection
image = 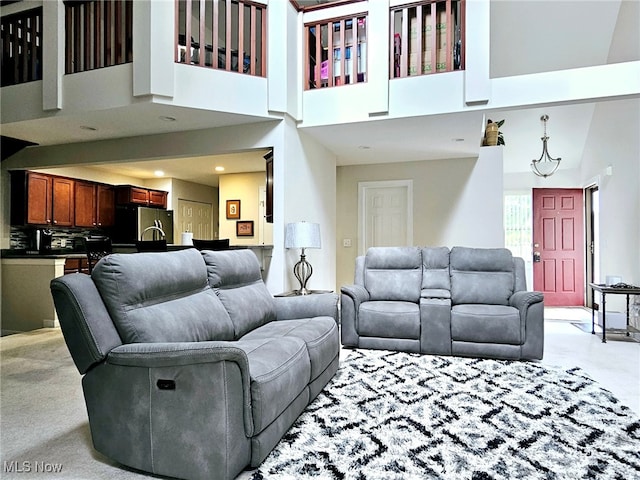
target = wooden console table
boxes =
[589,283,640,343]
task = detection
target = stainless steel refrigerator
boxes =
[113,206,174,244]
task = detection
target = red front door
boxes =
[533,188,585,306]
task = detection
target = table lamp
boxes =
[285,222,321,295]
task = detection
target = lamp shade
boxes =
[285,222,321,249]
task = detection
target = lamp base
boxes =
[293,250,313,295]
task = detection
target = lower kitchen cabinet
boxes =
[64,257,89,274]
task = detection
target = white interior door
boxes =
[358,180,413,255]
[178,199,213,241]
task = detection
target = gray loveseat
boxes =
[50,248,339,480]
[341,246,544,360]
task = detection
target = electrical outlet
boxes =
[60,239,67,248]
[343,238,352,247]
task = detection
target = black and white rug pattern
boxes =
[252,349,640,479]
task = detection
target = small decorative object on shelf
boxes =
[484,119,505,146]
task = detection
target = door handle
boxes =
[533,251,541,263]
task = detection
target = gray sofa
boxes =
[50,248,339,480]
[341,246,544,360]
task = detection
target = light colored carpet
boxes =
[1,317,638,479]
[252,349,640,479]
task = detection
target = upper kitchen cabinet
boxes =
[10,171,74,227]
[115,186,167,208]
[75,182,115,228]
[148,189,168,208]
[264,150,273,224]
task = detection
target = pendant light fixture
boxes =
[531,114,561,178]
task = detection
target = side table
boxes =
[275,289,333,297]
[589,282,640,343]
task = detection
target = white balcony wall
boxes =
[1,0,275,125]
[300,0,639,131]
[169,65,269,117]
[300,0,490,127]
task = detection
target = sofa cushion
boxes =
[364,247,422,302]
[450,247,515,305]
[359,301,420,339]
[241,318,338,381]
[91,249,235,344]
[451,304,522,344]
[235,337,310,435]
[421,246,451,290]
[202,249,277,338]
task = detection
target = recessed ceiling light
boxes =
[215,166,225,172]
[452,138,465,142]
[159,116,176,122]
[154,170,165,177]
[358,145,371,150]
[80,125,97,131]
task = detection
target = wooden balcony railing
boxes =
[64,0,133,75]
[305,14,367,89]
[390,0,464,78]
[1,7,42,87]
[175,0,266,76]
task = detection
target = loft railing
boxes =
[175,0,266,76]
[390,0,464,78]
[305,14,367,89]
[1,7,42,87]
[64,0,133,75]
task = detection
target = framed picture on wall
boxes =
[236,220,254,237]
[226,200,241,219]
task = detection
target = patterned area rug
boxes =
[252,349,640,479]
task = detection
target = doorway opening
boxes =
[585,185,600,308]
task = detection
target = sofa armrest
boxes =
[107,341,253,436]
[340,284,370,346]
[274,293,339,322]
[341,284,370,306]
[510,290,545,359]
[509,290,544,315]
[51,273,122,375]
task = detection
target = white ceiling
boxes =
[2,0,638,182]
[90,150,271,187]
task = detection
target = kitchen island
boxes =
[0,245,273,333]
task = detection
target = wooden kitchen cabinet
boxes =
[115,186,149,206]
[148,189,167,208]
[24,172,51,225]
[75,182,115,227]
[96,184,115,226]
[115,185,167,208]
[51,176,75,227]
[64,257,89,274]
[10,171,74,226]
[264,150,273,223]
[74,181,96,227]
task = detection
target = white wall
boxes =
[280,116,337,293]
[219,172,267,245]
[336,147,504,288]
[581,99,639,295]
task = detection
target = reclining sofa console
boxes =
[341,246,544,360]
[50,248,339,480]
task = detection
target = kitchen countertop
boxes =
[1,249,87,259]
[1,244,274,259]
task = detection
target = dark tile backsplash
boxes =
[10,226,107,251]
